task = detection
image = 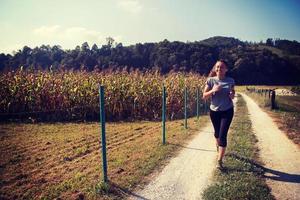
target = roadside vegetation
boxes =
[237,86,300,145]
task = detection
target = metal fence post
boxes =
[99,85,108,183]
[271,90,277,110]
[162,86,166,145]
[196,87,199,120]
[184,87,188,129]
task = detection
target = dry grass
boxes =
[237,85,300,146]
[0,115,209,199]
[235,85,294,92]
[265,109,300,145]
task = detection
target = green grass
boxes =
[202,94,274,200]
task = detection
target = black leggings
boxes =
[209,107,234,147]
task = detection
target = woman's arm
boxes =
[203,84,221,100]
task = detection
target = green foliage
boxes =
[274,39,300,55]
[1,37,300,85]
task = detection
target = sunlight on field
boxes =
[0,116,209,199]
[235,85,295,92]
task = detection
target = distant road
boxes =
[241,93,300,200]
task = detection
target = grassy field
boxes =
[237,85,300,145]
[268,95,300,144]
[235,85,295,92]
[202,94,274,200]
[276,95,300,112]
[0,115,209,199]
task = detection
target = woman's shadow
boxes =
[223,152,300,183]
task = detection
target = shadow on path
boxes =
[108,181,150,200]
[225,152,300,183]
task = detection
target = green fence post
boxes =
[162,85,166,145]
[196,87,199,120]
[99,85,108,183]
[184,87,188,129]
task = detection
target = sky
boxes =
[0,0,300,54]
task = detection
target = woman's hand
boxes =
[203,83,221,100]
[229,90,235,99]
[212,83,222,93]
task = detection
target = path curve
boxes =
[129,124,217,200]
[241,93,300,200]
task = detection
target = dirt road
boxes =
[129,124,217,200]
[129,94,300,200]
[241,93,300,200]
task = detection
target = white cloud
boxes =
[31,25,122,49]
[63,27,106,43]
[117,0,143,14]
[0,25,123,53]
[33,25,106,43]
[33,25,61,37]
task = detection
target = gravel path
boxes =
[129,124,217,200]
[241,93,300,200]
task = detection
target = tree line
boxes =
[1,36,300,85]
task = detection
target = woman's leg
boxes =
[218,108,234,162]
[218,147,226,163]
[209,110,221,151]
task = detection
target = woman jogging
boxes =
[203,60,235,169]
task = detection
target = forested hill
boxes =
[1,36,300,85]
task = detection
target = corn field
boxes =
[0,67,207,121]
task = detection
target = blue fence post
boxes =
[162,85,166,145]
[99,85,108,183]
[184,87,188,129]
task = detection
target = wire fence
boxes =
[245,87,277,109]
[0,86,209,122]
